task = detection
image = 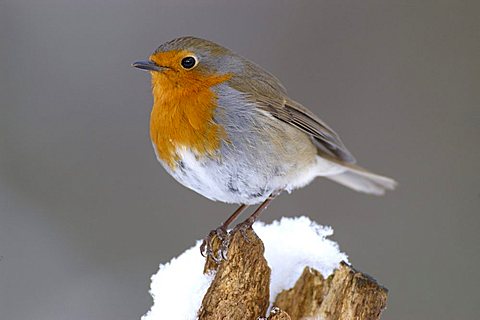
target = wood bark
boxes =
[198,228,271,319]
[274,263,388,320]
[198,227,388,320]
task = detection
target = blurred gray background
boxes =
[1,1,479,319]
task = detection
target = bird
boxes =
[132,36,396,259]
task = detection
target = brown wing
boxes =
[226,58,355,163]
[256,96,356,163]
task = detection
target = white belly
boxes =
[162,147,272,204]
[157,146,345,205]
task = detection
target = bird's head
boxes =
[132,36,244,90]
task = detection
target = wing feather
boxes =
[256,96,356,163]
[227,59,355,163]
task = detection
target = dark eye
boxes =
[181,56,196,69]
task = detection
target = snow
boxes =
[255,216,348,304]
[142,216,348,320]
[141,245,214,320]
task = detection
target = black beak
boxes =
[131,60,164,72]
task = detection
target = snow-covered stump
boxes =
[142,217,388,320]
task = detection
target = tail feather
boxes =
[326,164,397,196]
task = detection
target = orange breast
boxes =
[150,71,231,168]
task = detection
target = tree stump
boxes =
[198,228,271,319]
[198,227,388,320]
[274,264,388,320]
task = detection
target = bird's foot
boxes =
[229,217,255,243]
[200,218,256,262]
[200,226,229,262]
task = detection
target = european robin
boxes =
[133,36,396,258]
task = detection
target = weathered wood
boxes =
[274,267,329,318]
[317,262,388,320]
[198,228,271,320]
[198,226,388,320]
[275,263,388,320]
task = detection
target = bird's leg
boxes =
[200,204,248,260]
[230,190,282,241]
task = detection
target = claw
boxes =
[200,227,230,262]
[200,242,207,257]
[239,227,250,242]
[200,229,217,257]
[230,217,255,243]
[219,237,230,260]
[201,218,256,261]
[215,227,228,240]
